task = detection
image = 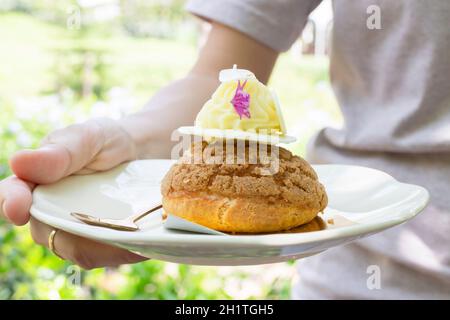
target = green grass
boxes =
[0,13,61,98]
[0,12,340,300]
[0,12,197,105]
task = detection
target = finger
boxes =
[0,176,35,225]
[30,218,147,270]
[10,122,105,184]
[10,118,136,184]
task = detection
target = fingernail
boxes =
[127,251,148,262]
[1,199,11,223]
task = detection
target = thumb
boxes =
[10,120,106,184]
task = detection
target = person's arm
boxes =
[0,22,278,269]
[120,22,278,159]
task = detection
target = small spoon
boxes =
[71,204,163,231]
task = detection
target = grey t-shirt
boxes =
[187,0,450,299]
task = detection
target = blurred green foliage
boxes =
[120,0,190,38]
[0,6,340,299]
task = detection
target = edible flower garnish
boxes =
[231,80,251,119]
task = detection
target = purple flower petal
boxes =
[231,80,251,119]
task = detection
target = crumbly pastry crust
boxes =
[161,141,327,233]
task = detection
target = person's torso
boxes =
[298,0,450,299]
[327,0,450,153]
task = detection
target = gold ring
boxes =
[48,229,63,259]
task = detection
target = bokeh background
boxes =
[0,0,341,299]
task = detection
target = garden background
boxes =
[0,0,341,299]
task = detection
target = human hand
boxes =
[0,117,148,269]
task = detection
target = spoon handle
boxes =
[130,204,163,223]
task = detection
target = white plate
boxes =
[30,160,429,266]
